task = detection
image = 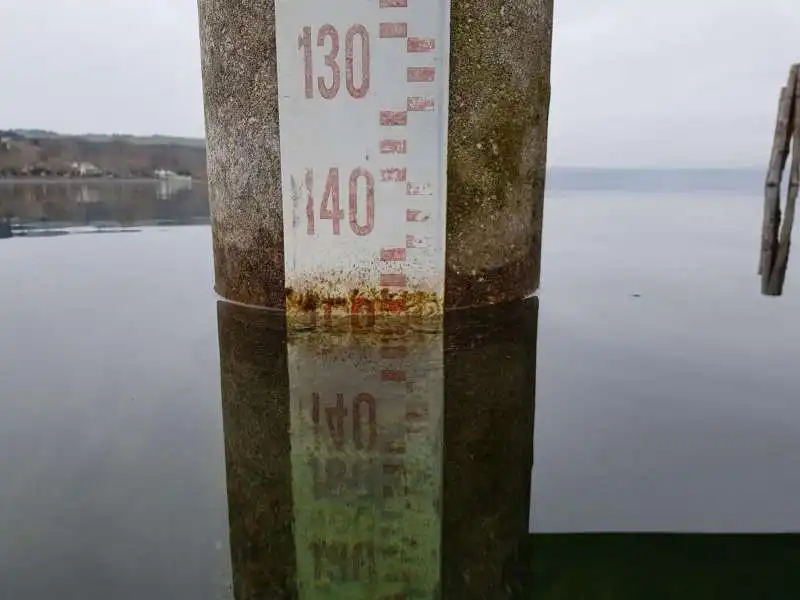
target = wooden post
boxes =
[761,64,800,295]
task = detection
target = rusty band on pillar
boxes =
[197,0,552,326]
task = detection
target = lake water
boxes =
[0,179,209,229]
[1,183,800,598]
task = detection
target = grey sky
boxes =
[0,0,798,167]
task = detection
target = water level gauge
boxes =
[275,0,451,326]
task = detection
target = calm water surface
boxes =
[1,187,799,598]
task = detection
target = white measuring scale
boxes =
[275,0,451,325]
[275,2,449,596]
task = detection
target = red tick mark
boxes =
[407,67,435,82]
[406,182,432,195]
[379,22,408,38]
[380,139,407,154]
[406,209,430,222]
[381,247,407,261]
[380,273,406,287]
[381,168,407,182]
[407,37,435,52]
[381,370,407,382]
[380,111,407,126]
[407,96,434,111]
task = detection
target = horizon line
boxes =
[2,128,765,171]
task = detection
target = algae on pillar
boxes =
[196,0,553,314]
[197,0,285,309]
[445,1,552,308]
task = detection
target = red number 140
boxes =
[302,168,375,237]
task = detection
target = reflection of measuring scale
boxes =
[288,324,443,600]
[276,0,451,317]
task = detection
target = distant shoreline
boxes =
[0,177,207,185]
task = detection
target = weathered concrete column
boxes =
[197,0,552,318]
[197,0,285,309]
[445,2,552,309]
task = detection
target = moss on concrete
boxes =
[445,0,553,308]
[198,0,285,308]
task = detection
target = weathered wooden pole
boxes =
[760,63,800,296]
[197,0,552,327]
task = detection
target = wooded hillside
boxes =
[0,130,207,179]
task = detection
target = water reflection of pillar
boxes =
[441,297,538,599]
[217,297,537,599]
[216,302,297,599]
[218,300,443,599]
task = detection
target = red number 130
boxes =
[298,24,371,100]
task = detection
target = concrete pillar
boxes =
[197,0,552,316]
[445,4,552,309]
[197,0,285,309]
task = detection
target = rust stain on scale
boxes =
[286,285,443,334]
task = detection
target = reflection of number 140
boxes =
[299,168,375,237]
[313,392,377,451]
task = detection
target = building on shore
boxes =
[70,162,102,177]
[154,168,192,181]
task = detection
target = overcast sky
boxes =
[0,0,798,167]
